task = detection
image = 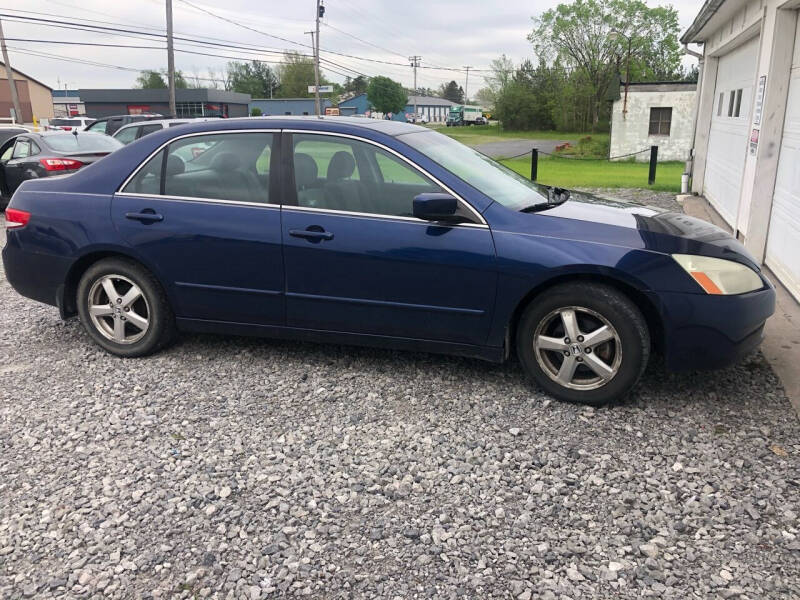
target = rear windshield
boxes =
[44,133,124,153]
[50,119,83,126]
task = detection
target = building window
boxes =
[728,92,736,117]
[734,89,743,117]
[648,107,672,136]
[176,102,204,118]
[717,93,724,116]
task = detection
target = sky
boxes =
[1,0,704,94]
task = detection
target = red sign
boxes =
[127,105,150,115]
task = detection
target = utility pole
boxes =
[166,0,176,118]
[409,56,421,120]
[312,0,324,116]
[408,56,422,123]
[0,18,23,124]
[462,66,472,104]
[305,31,320,116]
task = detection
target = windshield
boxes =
[399,130,549,210]
[44,133,124,153]
[50,119,84,126]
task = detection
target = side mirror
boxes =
[413,193,460,222]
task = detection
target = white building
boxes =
[683,0,800,301]
[609,82,697,162]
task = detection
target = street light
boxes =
[609,30,633,118]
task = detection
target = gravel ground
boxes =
[1,225,799,600]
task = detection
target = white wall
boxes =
[609,88,696,162]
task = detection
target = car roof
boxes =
[158,116,430,137]
[25,130,111,140]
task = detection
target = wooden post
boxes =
[648,145,658,185]
[531,148,538,181]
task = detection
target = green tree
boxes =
[135,70,166,89]
[227,61,279,98]
[438,80,464,103]
[484,54,514,99]
[250,107,263,116]
[473,87,496,110]
[135,69,189,89]
[529,0,681,129]
[366,76,407,115]
[344,75,369,95]
[275,52,330,98]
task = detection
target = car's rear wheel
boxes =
[516,282,650,406]
[77,258,175,357]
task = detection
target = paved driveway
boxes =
[474,139,571,158]
[1,229,799,598]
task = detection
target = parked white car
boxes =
[45,117,95,132]
[111,117,220,145]
[407,113,429,124]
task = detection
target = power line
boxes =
[322,22,407,60]
[1,9,495,75]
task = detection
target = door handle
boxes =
[125,211,164,223]
[289,228,334,241]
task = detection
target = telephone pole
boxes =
[0,18,23,124]
[409,56,421,120]
[312,0,324,116]
[462,65,472,104]
[166,0,176,118]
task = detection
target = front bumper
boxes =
[657,283,776,371]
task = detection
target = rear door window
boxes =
[86,120,108,134]
[114,126,139,145]
[139,124,162,137]
[11,139,31,159]
[122,132,275,204]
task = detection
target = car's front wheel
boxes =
[77,258,175,357]
[516,282,650,406]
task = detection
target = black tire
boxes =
[77,257,176,357]
[516,282,650,406]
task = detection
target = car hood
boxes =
[492,189,760,270]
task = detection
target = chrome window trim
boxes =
[282,204,487,228]
[285,129,487,226]
[114,191,280,210]
[115,127,488,227]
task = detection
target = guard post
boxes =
[531,148,538,182]
[648,145,658,185]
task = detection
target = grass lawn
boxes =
[500,156,684,193]
[435,124,609,147]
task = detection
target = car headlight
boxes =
[672,254,763,295]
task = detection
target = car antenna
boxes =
[72,129,78,136]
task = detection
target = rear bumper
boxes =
[659,284,776,371]
[2,235,70,309]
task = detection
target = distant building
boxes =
[249,98,332,116]
[80,89,251,119]
[52,89,85,118]
[338,94,456,123]
[608,82,697,162]
[0,62,54,122]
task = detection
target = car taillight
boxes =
[5,208,30,229]
[39,158,84,171]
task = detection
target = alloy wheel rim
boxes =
[87,274,150,345]
[533,306,622,391]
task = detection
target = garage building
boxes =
[684,0,800,301]
[0,62,54,123]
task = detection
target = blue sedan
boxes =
[2,118,775,405]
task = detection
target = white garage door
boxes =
[704,36,760,226]
[765,21,800,301]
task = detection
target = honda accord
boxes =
[2,117,775,405]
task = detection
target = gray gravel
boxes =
[2,229,800,599]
